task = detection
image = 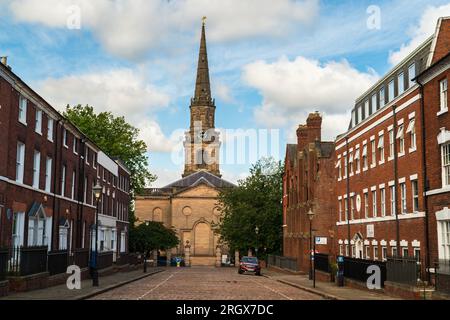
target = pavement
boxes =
[90,266,325,300]
[0,267,164,300]
[262,268,398,300]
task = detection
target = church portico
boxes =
[135,20,235,266]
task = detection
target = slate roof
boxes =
[164,171,236,189]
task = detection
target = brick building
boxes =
[0,57,130,260]
[282,113,336,273]
[334,17,450,277]
[416,17,450,268]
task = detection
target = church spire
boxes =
[193,17,212,106]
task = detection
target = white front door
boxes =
[13,212,25,248]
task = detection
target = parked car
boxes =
[238,256,261,276]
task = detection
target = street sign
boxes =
[315,237,328,245]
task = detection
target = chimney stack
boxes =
[1,56,7,66]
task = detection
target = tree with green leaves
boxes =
[64,104,156,197]
[217,157,284,259]
[129,221,179,255]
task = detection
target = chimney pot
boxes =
[0,56,7,66]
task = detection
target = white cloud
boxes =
[389,4,450,65]
[8,0,319,60]
[150,168,182,188]
[213,81,234,104]
[138,120,186,154]
[36,68,169,122]
[243,56,378,137]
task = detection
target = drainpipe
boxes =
[417,79,431,283]
[52,119,64,251]
[345,137,351,251]
[392,105,401,256]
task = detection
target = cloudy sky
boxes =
[1,0,449,186]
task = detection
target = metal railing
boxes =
[386,256,420,286]
[435,259,450,294]
[117,253,129,266]
[8,246,48,277]
[0,249,8,281]
[73,249,90,269]
[47,250,69,276]
[314,253,330,273]
[267,255,299,272]
[97,251,114,270]
[343,257,387,287]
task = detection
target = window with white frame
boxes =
[339,245,343,256]
[71,170,76,200]
[358,105,362,123]
[440,79,448,112]
[400,183,407,214]
[390,185,396,216]
[47,117,54,142]
[32,150,41,189]
[365,246,370,259]
[362,145,368,170]
[344,200,348,221]
[351,245,356,258]
[344,156,348,178]
[337,161,342,180]
[364,100,370,119]
[351,110,356,127]
[414,248,421,261]
[19,95,27,124]
[406,118,416,150]
[73,137,78,154]
[439,221,450,260]
[372,190,377,217]
[408,63,416,87]
[371,140,376,166]
[338,200,342,222]
[351,196,355,220]
[120,232,126,253]
[380,87,385,108]
[412,180,419,212]
[398,72,405,95]
[389,130,394,158]
[61,165,66,197]
[388,79,395,102]
[59,220,70,250]
[364,192,369,218]
[392,246,398,257]
[45,157,52,192]
[402,247,409,257]
[354,150,360,173]
[374,246,379,260]
[372,94,377,112]
[84,176,87,203]
[16,142,25,183]
[63,128,68,147]
[345,245,349,256]
[380,188,386,217]
[85,147,90,165]
[378,134,385,163]
[349,153,354,175]
[35,109,42,134]
[397,125,405,154]
[443,143,450,187]
[382,247,387,261]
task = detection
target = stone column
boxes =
[235,251,240,268]
[215,247,222,268]
[166,250,172,267]
[184,241,191,267]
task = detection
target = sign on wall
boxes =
[367,224,375,238]
[315,237,328,245]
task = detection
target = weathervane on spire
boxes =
[202,16,207,26]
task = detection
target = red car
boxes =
[238,256,261,276]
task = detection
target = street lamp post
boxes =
[144,221,149,273]
[92,183,103,287]
[255,226,259,258]
[307,209,315,281]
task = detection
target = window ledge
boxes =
[370,164,376,169]
[437,108,448,117]
[379,160,385,165]
[398,152,405,158]
[35,131,42,136]
[18,120,27,126]
[409,147,417,154]
[363,167,369,172]
[388,156,394,162]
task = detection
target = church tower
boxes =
[183,19,221,178]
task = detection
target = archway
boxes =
[194,222,211,256]
[353,233,364,259]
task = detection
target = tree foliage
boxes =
[217,158,283,258]
[129,221,179,254]
[64,104,156,196]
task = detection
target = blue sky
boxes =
[1,0,449,186]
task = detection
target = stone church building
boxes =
[135,21,235,266]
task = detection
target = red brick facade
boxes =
[283,113,336,272]
[0,61,130,258]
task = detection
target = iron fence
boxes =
[117,253,129,266]
[97,251,114,270]
[386,256,420,286]
[0,249,8,281]
[435,259,450,294]
[8,246,48,276]
[73,249,90,269]
[47,250,69,276]
[314,253,330,273]
[343,257,386,287]
[267,255,298,272]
